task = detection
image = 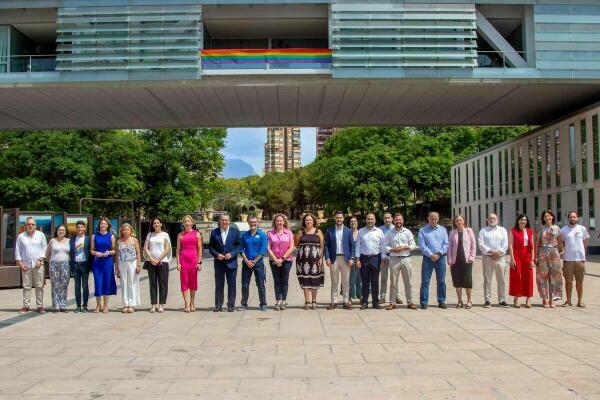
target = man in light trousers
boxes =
[15,217,48,314]
[478,213,510,308]
[379,212,400,304]
[381,213,418,310]
[324,211,355,309]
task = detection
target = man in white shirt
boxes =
[561,211,590,307]
[478,213,509,308]
[355,213,385,309]
[379,212,396,305]
[381,213,418,310]
[15,217,48,314]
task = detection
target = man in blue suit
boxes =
[324,211,355,310]
[209,214,242,312]
[69,220,92,313]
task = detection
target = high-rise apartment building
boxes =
[264,127,301,173]
[316,127,338,155]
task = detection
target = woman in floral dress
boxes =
[536,210,564,308]
[295,213,324,310]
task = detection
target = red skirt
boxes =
[509,247,534,297]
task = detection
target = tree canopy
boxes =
[0,128,226,218]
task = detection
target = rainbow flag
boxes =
[201,48,332,66]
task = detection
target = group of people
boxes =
[14,208,589,313]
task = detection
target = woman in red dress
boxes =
[508,214,536,308]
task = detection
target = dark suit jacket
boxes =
[209,227,242,270]
[69,235,92,271]
[324,225,355,263]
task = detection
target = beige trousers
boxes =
[388,256,414,305]
[482,256,507,303]
[330,255,350,303]
[22,266,45,308]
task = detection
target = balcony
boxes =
[8,54,56,72]
[201,48,331,75]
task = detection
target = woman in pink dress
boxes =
[176,215,203,312]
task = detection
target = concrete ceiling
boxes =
[0,78,599,130]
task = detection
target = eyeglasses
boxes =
[519,219,528,222]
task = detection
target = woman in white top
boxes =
[116,223,142,313]
[47,225,71,312]
[144,218,172,313]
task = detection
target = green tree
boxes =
[136,128,226,219]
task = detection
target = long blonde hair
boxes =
[119,223,135,239]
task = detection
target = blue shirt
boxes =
[240,229,268,261]
[380,224,393,235]
[418,224,449,258]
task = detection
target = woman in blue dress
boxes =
[91,217,117,313]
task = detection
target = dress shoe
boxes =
[327,303,337,310]
[407,303,418,310]
[213,307,223,312]
[227,306,234,312]
[386,303,396,310]
[420,304,428,310]
[395,298,403,305]
[344,302,353,310]
[372,303,381,309]
[360,303,368,310]
[438,303,447,309]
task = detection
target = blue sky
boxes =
[223,127,317,176]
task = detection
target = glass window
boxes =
[472,162,476,201]
[0,26,7,73]
[594,115,599,180]
[581,119,588,183]
[477,159,481,200]
[535,196,539,222]
[537,136,543,189]
[529,140,535,190]
[478,204,481,227]
[590,189,595,230]
[547,194,552,212]
[515,199,519,214]
[518,145,523,193]
[485,203,489,219]
[484,156,489,199]
[511,148,516,194]
[504,149,509,194]
[457,167,461,203]
[498,152,503,196]
[569,124,576,184]
[545,134,552,189]
[499,202,503,224]
[577,190,583,219]
[557,193,562,223]
[468,206,472,229]
[555,129,561,187]
[466,165,469,202]
[490,154,494,198]
[522,198,527,215]
[493,202,497,215]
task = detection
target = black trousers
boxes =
[214,262,237,308]
[360,254,381,306]
[71,262,89,308]
[147,261,169,305]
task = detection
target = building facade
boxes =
[264,127,301,173]
[316,127,338,155]
[452,103,600,250]
[0,2,600,128]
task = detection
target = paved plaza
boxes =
[1,255,600,399]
